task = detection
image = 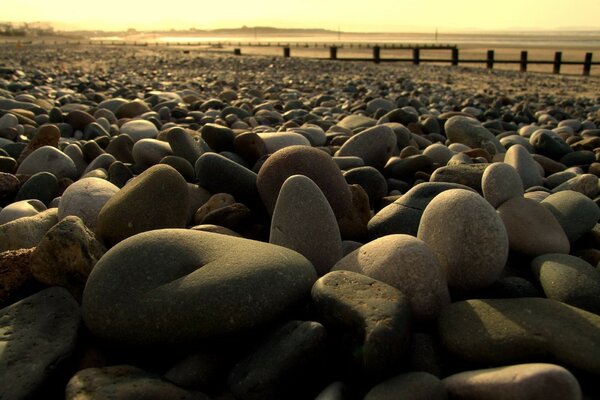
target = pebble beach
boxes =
[1,44,600,399]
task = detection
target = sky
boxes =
[2,0,600,32]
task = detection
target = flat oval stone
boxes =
[445,116,504,155]
[443,363,581,400]
[439,298,600,375]
[541,190,600,242]
[120,119,158,142]
[343,166,388,207]
[332,234,450,322]
[270,175,342,276]
[552,173,599,199]
[417,189,508,291]
[258,131,311,153]
[429,163,489,193]
[115,99,151,119]
[365,372,447,400]
[337,114,377,131]
[0,208,59,252]
[0,199,46,225]
[311,270,411,380]
[200,123,235,152]
[0,287,80,400]
[58,177,119,232]
[337,125,397,170]
[497,197,570,256]
[257,145,352,218]
[504,144,543,189]
[532,253,600,314]
[96,164,189,246]
[290,124,327,146]
[481,162,524,208]
[82,229,317,345]
[132,138,173,167]
[16,145,78,180]
[167,127,206,165]
[423,143,454,165]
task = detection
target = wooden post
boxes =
[234,48,241,56]
[283,47,290,57]
[373,46,381,64]
[413,48,420,65]
[553,51,562,74]
[583,52,593,76]
[451,48,459,66]
[487,50,494,69]
[520,51,528,72]
[330,46,337,60]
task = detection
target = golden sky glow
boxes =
[3,0,600,32]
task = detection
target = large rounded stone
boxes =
[332,234,450,322]
[365,372,447,400]
[132,138,173,167]
[0,208,59,252]
[16,145,78,180]
[0,287,80,400]
[15,171,58,205]
[417,189,509,291]
[58,177,120,232]
[257,145,352,218]
[96,164,189,246]
[443,363,581,400]
[532,253,600,314]
[481,162,524,208]
[82,229,317,345]
[119,119,158,142]
[115,99,151,119]
[429,163,489,193]
[444,116,504,155]
[270,175,342,276]
[0,199,46,225]
[439,298,600,375]
[497,197,570,256]
[541,190,600,242]
[337,125,397,170]
[503,144,543,189]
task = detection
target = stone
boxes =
[337,125,397,170]
[417,189,509,291]
[228,320,328,400]
[541,190,600,242]
[197,202,252,233]
[429,163,489,193]
[444,116,504,155]
[552,173,599,198]
[106,134,135,164]
[119,119,158,142]
[64,144,88,177]
[160,155,195,182]
[332,234,449,322]
[194,193,236,225]
[17,124,60,164]
[257,145,352,218]
[423,143,454,165]
[132,138,173,167]
[367,182,475,239]
[0,156,16,174]
[438,298,600,375]
[96,164,189,246]
[532,253,600,314]
[0,113,18,131]
[65,365,208,400]
[443,363,581,400]
[337,114,377,131]
[15,171,58,205]
[82,229,317,345]
[0,248,35,304]
[311,270,411,380]
[167,126,206,165]
[108,161,133,188]
[367,98,396,114]
[481,162,524,208]
[233,131,268,165]
[0,172,20,199]
[258,131,311,153]
[336,184,371,241]
[82,153,116,177]
[115,99,151,119]
[0,199,46,225]
[314,381,349,400]
[497,197,570,256]
[546,170,578,189]
[0,287,80,400]
[30,216,106,299]
[364,372,447,400]
[16,145,78,180]
[59,177,119,232]
[65,109,95,131]
[343,166,388,207]
[382,154,434,182]
[270,175,342,276]
[290,124,327,146]
[504,144,544,189]
[200,123,236,152]
[0,208,58,252]
[195,152,260,209]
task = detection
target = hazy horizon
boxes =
[3,0,600,33]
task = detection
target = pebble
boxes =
[541,190,600,242]
[270,175,342,276]
[532,253,600,313]
[336,125,397,170]
[332,234,449,322]
[0,208,58,252]
[365,372,447,400]
[0,248,35,304]
[429,163,488,193]
[16,124,60,164]
[444,115,504,155]
[418,189,508,291]
[131,137,173,167]
[82,229,316,345]
[0,287,80,400]
[119,119,158,142]
[439,298,600,375]
[552,173,600,198]
[311,270,411,380]
[443,363,581,400]
[481,162,524,208]
[0,199,46,225]
[503,144,544,189]
[343,166,388,207]
[16,145,78,180]
[96,164,189,246]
